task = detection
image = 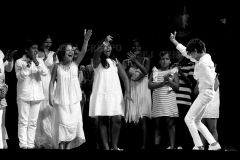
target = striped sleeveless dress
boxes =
[151,67,179,118]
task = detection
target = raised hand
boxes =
[8,50,17,61]
[127,51,137,62]
[105,35,113,43]
[32,54,39,66]
[170,31,177,41]
[26,60,32,68]
[84,29,92,40]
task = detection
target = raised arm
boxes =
[3,50,17,72]
[170,31,196,63]
[49,64,58,107]
[93,35,113,68]
[74,29,92,66]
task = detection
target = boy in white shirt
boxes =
[15,40,47,149]
[170,31,221,151]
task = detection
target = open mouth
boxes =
[68,53,74,58]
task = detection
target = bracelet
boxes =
[84,38,90,41]
[103,41,108,46]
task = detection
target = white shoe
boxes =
[177,146,183,149]
[193,146,204,150]
[167,146,171,149]
[208,143,221,151]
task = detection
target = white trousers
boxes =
[0,109,3,149]
[17,99,41,148]
[185,89,216,147]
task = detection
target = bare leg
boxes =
[66,141,71,150]
[206,118,218,141]
[140,117,147,149]
[154,117,163,146]
[99,116,109,150]
[166,117,176,149]
[59,142,65,150]
[111,115,122,150]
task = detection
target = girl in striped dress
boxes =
[148,51,179,149]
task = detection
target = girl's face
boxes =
[103,44,112,57]
[132,41,141,55]
[63,44,74,62]
[42,38,52,50]
[26,44,38,59]
[160,54,171,69]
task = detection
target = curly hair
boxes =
[56,43,73,62]
[186,38,206,54]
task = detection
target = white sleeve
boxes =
[176,44,197,63]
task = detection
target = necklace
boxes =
[61,61,72,72]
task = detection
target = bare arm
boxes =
[134,58,151,81]
[148,72,167,90]
[117,61,130,93]
[93,43,105,68]
[74,39,89,65]
[167,72,180,91]
[49,64,58,106]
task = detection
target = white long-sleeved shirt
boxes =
[176,44,216,92]
[15,54,47,101]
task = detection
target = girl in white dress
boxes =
[35,35,58,149]
[122,39,151,149]
[89,35,132,150]
[0,49,16,149]
[49,29,92,150]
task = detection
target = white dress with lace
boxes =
[52,61,85,149]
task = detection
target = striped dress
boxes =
[174,62,195,106]
[151,67,178,118]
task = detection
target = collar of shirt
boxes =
[22,54,31,62]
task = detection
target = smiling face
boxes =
[103,44,112,57]
[42,37,52,50]
[132,41,141,55]
[63,44,74,62]
[26,44,38,59]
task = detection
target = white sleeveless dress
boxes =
[124,58,152,123]
[52,62,85,149]
[89,58,125,117]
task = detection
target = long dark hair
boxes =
[100,44,117,69]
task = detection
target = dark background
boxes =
[0,2,238,150]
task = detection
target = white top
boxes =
[0,50,14,80]
[54,62,82,106]
[15,55,47,101]
[176,44,216,92]
[38,51,58,100]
